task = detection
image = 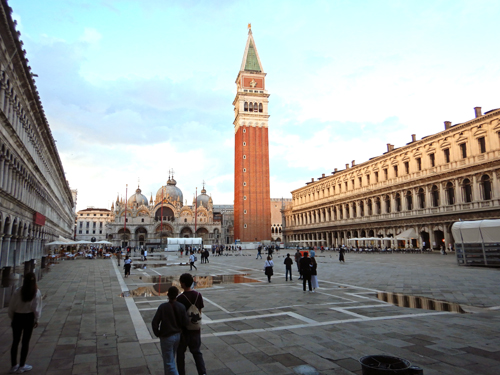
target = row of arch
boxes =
[0,211,49,268]
[288,175,494,226]
[244,102,263,113]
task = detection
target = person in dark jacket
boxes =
[152,286,189,375]
[300,251,313,292]
[284,253,293,281]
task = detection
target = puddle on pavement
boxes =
[133,263,168,269]
[377,292,466,313]
[121,274,260,297]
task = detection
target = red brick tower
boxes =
[234,25,271,243]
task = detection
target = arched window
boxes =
[462,179,472,202]
[395,193,401,212]
[446,182,455,205]
[345,204,350,218]
[255,103,259,112]
[384,195,391,213]
[431,185,439,207]
[375,198,381,215]
[418,188,425,209]
[406,191,413,210]
[339,207,343,219]
[481,175,492,200]
[360,201,364,217]
[259,103,263,112]
[367,199,372,215]
[244,102,248,112]
[249,103,253,112]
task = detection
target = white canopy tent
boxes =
[395,228,418,240]
[452,220,500,244]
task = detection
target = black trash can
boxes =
[360,355,411,375]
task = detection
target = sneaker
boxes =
[9,365,19,373]
[17,364,32,373]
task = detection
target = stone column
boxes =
[444,224,453,248]
[491,170,498,199]
[1,235,11,268]
[429,228,436,250]
[472,175,480,201]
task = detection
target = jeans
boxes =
[190,262,197,271]
[11,312,34,367]
[177,330,206,375]
[160,333,181,375]
[285,267,292,280]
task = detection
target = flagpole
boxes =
[124,184,128,246]
[195,187,198,235]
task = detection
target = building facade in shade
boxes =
[283,107,500,250]
[106,179,223,248]
[75,208,114,243]
[271,198,291,242]
[0,2,74,306]
[233,26,271,243]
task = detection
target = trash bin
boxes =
[360,355,411,375]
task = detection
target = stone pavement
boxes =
[1,250,500,374]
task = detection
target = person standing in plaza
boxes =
[339,247,345,263]
[294,250,302,279]
[189,251,197,271]
[144,248,148,261]
[284,253,293,281]
[256,246,262,259]
[116,249,122,266]
[310,256,318,292]
[8,272,42,374]
[124,255,132,277]
[152,286,189,375]
[300,251,312,292]
[177,273,207,375]
[264,255,274,283]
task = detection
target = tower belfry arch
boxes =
[233,26,271,242]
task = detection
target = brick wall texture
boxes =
[234,125,272,242]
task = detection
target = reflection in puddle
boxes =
[122,274,259,297]
[377,292,465,313]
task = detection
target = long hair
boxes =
[21,272,37,302]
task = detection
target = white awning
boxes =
[395,228,418,240]
[452,220,500,243]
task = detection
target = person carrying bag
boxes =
[264,256,274,283]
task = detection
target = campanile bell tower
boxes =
[233,25,271,242]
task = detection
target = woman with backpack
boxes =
[8,272,42,374]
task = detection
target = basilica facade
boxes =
[106,176,222,249]
[283,107,500,250]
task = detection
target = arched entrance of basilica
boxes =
[180,227,193,238]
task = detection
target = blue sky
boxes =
[12,0,500,210]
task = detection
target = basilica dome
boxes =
[156,177,183,204]
[196,186,210,208]
[128,187,148,206]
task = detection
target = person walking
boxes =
[256,246,262,259]
[339,247,345,263]
[116,250,122,266]
[8,272,42,374]
[284,253,293,281]
[124,255,132,278]
[310,256,319,292]
[152,286,189,375]
[189,251,197,271]
[144,249,148,261]
[294,250,302,279]
[300,251,312,292]
[177,273,207,375]
[264,255,274,283]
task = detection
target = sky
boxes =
[11,0,500,211]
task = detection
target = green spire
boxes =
[244,42,262,72]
